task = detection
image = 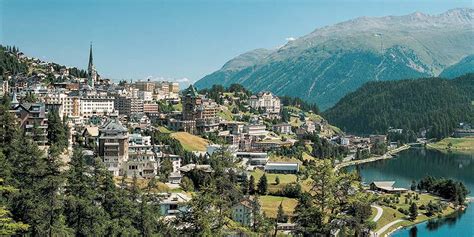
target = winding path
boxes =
[371,205,383,222]
[376,219,403,236]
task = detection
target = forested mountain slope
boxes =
[323,74,474,138]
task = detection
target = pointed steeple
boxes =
[88,42,94,73]
[11,92,19,108]
[87,42,96,88]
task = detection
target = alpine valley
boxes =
[195,8,474,110]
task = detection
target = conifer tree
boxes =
[0,179,29,235]
[276,202,286,223]
[47,110,69,151]
[249,175,256,195]
[409,202,418,221]
[64,149,108,236]
[8,132,54,235]
[257,174,268,195]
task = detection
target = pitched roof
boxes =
[100,117,127,134]
[83,126,99,137]
[183,85,199,98]
[371,181,395,189]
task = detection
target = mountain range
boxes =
[195,8,474,110]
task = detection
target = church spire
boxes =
[87,42,96,88]
[88,42,93,72]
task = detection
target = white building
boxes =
[264,162,299,174]
[272,123,292,134]
[249,92,281,114]
[236,152,268,166]
[45,91,114,118]
[243,124,268,137]
[231,197,257,227]
[80,95,115,118]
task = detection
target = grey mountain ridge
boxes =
[195,8,474,110]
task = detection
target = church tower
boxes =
[87,43,97,87]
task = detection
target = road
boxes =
[334,145,410,171]
[375,219,403,236]
[371,205,383,222]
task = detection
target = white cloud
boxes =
[285,37,296,41]
[175,77,190,83]
[145,76,194,88]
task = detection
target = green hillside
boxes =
[323,74,474,138]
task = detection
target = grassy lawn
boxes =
[170,132,209,151]
[284,105,302,113]
[218,108,234,121]
[249,169,298,193]
[381,206,456,236]
[289,117,303,127]
[259,195,298,218]
[376,206,405,229]
[156,126,172,133]
[428,137,474,153]
[375,192,457,235]
[369,206,378,221]
[249,169,313,193]
[268,155,302,164]
[113,177,170,192]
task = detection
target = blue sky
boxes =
[1,0,471,85]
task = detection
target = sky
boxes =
[1,0,472,86]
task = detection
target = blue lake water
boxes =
[346,148,474,237]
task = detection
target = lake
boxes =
[347,148,474,237]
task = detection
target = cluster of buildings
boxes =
[2,45,326,228]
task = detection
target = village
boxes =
[0,45,469,236]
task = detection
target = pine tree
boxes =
[146,176,157,193]
[93,159,138,236]
[249,175,256,195]
[130,172,140,202]
[0,95,19,150]
[0,178,29,235]
[64,149,108,236]
[8,132,57,235]
[159,158,172,182]
[47,110,69,150]
[42,145,71,236]
[257,174,268,195]
[276,202,286,223]
[241,174,249,195]
[409,202,418,221]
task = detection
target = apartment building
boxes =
[98,115,129,176]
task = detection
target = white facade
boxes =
[45,92,114,118]
[249,92,281,113]
[244,124,268,136]
[80,95,115,118]
[264,162,299,174]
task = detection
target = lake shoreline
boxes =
[387,204,469,237]
[334,144,410,171]
[426,137,474,155]
[352,148,474,237]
